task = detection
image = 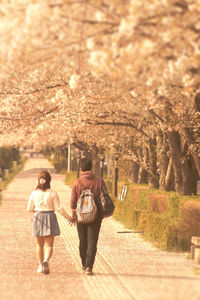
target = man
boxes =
[70,157,108,275]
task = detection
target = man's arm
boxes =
[70,181,78,223]
[71,209,77,223]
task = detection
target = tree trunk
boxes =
[138,167,148,184]
[85,151,92,160]
[157,132,170,190]
[167,131,183,194]
[165,157,175,191]
[91,145,100,176]
[129,161,139,183]
[137,148,148,184]
[181,127,200,176]
[148,137,159,189]
[182,155,198,195]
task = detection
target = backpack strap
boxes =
[89,177,97,190]
[78,178,97,190]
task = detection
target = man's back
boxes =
[70,171,107,210]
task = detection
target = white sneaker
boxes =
[37,264,44,273]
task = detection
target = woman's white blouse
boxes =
[27,189,71,220]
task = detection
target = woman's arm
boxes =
[27,192,35,212]
[53,192,72,222]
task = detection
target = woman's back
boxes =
[29,189,59,212]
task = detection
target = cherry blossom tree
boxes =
[0,0,199,194]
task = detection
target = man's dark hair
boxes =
[80,157,92,172]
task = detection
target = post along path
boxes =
[0,157,200,300]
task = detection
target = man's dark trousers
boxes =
[77,215,102,270]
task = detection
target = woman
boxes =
[27,170,72,274]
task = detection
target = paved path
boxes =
[0,157,200,300]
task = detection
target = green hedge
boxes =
[113,182,200,251]
[137,212,188,251]
[1,157,26,190]
[64,171,77,187]
[0,155,26,208]
[0,147,20,170]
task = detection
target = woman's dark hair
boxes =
[80,158,92,172]
[36,171,51,191]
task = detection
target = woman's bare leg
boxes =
[43,235,55,262]
[36,236,44,265]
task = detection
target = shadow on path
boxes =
[94,272,200,281]
[17,168,57,178]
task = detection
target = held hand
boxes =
[68,210,77,226]
[69,215,77,226]
[68,209,77,226]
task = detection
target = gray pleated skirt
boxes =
[33,211,60,236]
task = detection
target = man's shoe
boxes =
[43,261,50,274]
[85,267,93,275]
[82,266,86,273]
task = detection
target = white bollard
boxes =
[5,169,9,176]
[13,161,17,168]
[194,248,200,264]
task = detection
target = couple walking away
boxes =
[27,157,110,275]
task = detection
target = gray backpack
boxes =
[76,178,97,223]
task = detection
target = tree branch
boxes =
[0,106,59,121]
[0,82,69,96]
[89,120,148,137]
